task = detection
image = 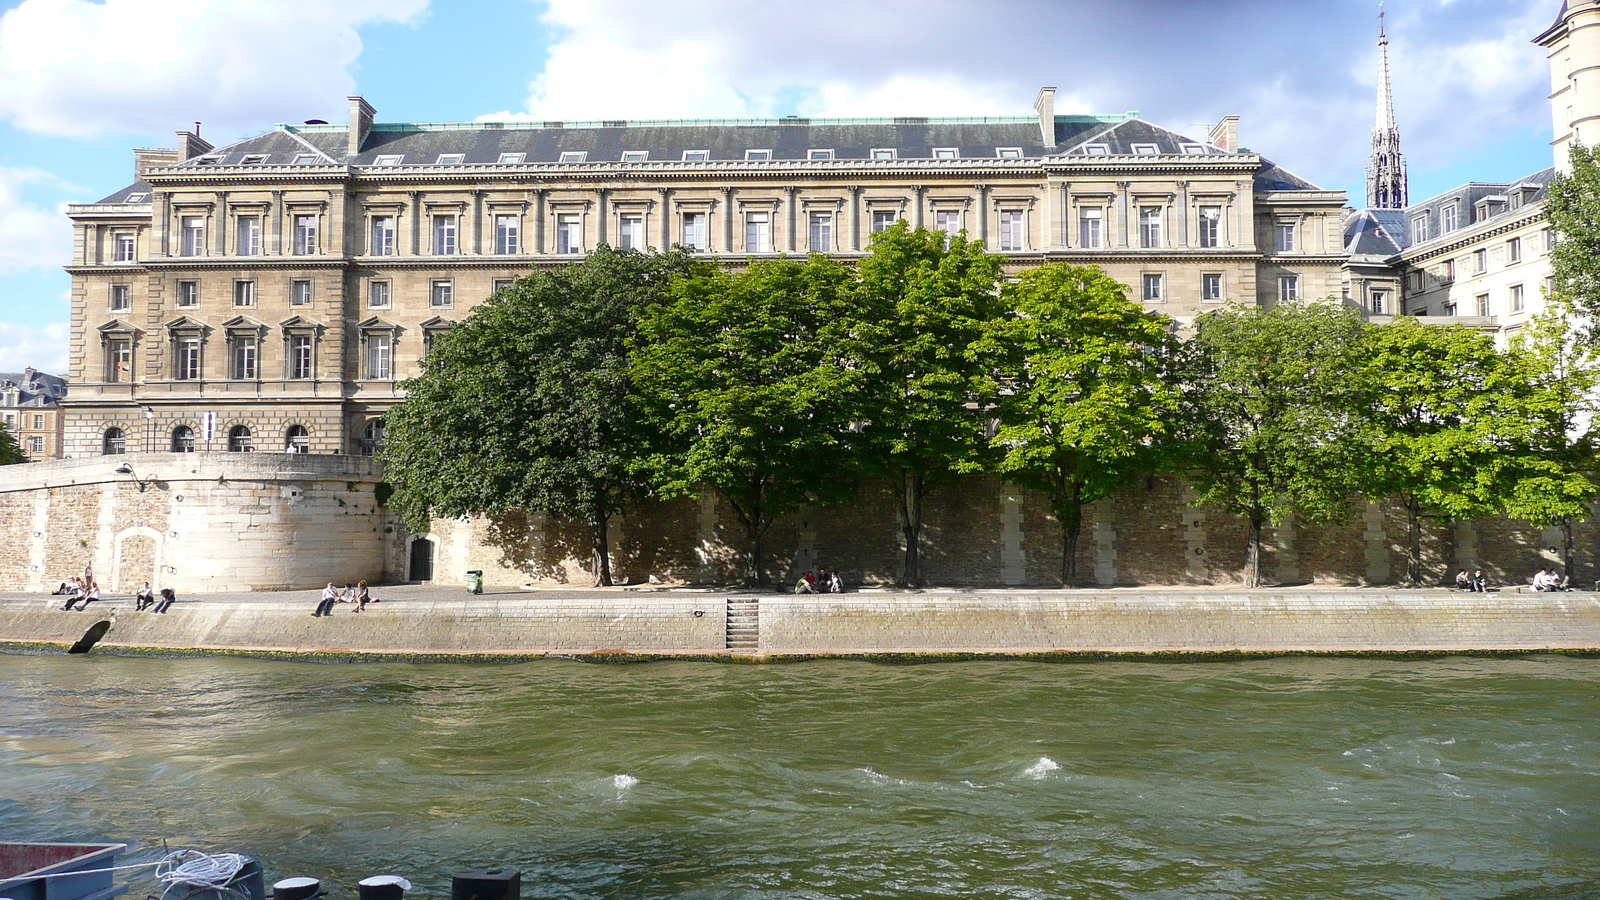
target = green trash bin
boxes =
[466,570,484,594]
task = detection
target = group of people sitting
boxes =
[1453,570,1490,592]
[794,568,844,594]
[53,576,175,611]
[1529,568,1572,592]
[313,581,373,616]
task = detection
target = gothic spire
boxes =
[1367,4,1408,209]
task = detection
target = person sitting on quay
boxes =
[1455,570,1471,591]
[1471,570,1489,593]
[152,587,176,613]
[135,582,155,611]
[57,577,84,609]
[66,583,101,611]
[354,580,370,613]
[313,582,339,617]
[1531,569,1556,592]
[795,571,815,594]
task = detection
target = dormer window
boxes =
[374,155,403,166]
[807,149,834,160]
[995,147,1022,158]
[435,153,465,165]
[196,156,221,165]
[1130,143,1159,155]
[1413,215,1430,243]
[559,151,587,163]
[745,149,772,161]
[621,150,648,162]
[124,192,148,203]
[1083,144,1109,155]
[932,148,959,159]
[871,148,897,160]
[681,150,709,161]
[241,154,268,164]
[497,152,525,164]
[1442,205,1458,233]
[1179,144,1206,154]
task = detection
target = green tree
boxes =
[853,223,1002,587]
[0,422,25,465]
[1187,302,1368,587]
[383,246,694,586]
[981,263,1182,585]
[630,255,861,586]
[1546,144,1600,340]
[1354,319,1527,586]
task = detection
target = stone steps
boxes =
[726,597,760,652]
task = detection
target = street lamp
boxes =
[142,405,155,453]
[113,462,157,492]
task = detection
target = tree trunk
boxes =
[1245,514,1262,588]
[1562,516,1575,584]
[1059,484,1084,587]
[590,496,612,587]
[746,516,766,587]
[1406,495,1423,587]
[900,470,924,588]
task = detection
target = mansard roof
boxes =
[1401,166,1555,248]
[95,181,152,204]
[1343,208,1408,260]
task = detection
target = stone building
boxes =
[0,368,66,461]
[62,90,1346,463]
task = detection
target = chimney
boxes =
[1034,86,1057,147]
[1208,115,1239,153]
[349,95,376,158]
[174,130,213,161]
[133,147,181,180]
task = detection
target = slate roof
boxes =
[0,368,67,406]
[1402,166,1555,248]
[95,181,152,204]
[1342,208,1408,260]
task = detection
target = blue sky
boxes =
[0,0,1561,374]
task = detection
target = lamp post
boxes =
[142,405,155,453]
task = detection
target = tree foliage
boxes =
[982,263,1182,585]
[382,247,695,585]
[1187,302,1368,587]
[853,223,1002,586]
[0,422,25,465]
[1546,144,1600,340]
[630,255,862,586]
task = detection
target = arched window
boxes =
[357,418,386,456]
[228,425,253,453]
[171,426,195,453]
[102,427,126,456]
[284,425,309,453]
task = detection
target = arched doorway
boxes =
[408,537,435,582]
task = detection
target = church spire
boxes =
[1367,4,1408,209]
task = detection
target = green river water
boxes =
[1,653,1598,899]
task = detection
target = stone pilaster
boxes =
[1092,498,1118,586]
[1182,486,1208,582]
[999,485,1026,585]
[1362,498,1390,584]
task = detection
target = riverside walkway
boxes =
[2,584,1599,659]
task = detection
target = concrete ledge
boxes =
[0,452,383,494]
[3,590,1599,658]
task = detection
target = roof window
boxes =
[621,150,648,162]
[374,155,403,166]
[932,147,959,159]
[745,149,772,160]
[435,153,465,165]
[871,148,897,160]
[1179,144,1206,154]
[291,153,320,164]
[196,156,221,165]
[497,152,525,164]
[682,150,710,161]
[559,151,588,163]
[1083,144,1109,155]
[1130,143,1159,155]
[124,192,148,203]
[807,149,834,160]
[995,147,1022,158]
[241,154,268,164]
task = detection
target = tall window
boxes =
[1443,205,1458,233]
[1511,284,1525,312]
[102,428,125,456]
[31,414,43,430]
[370,215,396,256]
[809,212,833,252]
[1139,207,1161,248]
[934,210,959,243]
[175,338,200,380]
[228,425,253,453]
[1507,237,1522,263]
[557,214,581,254]
[27,437,43,456]
[234,281,255,307]
[1201,273,1222,302]
[1141,273,1163,302]
[114,233,135,262]
[1474,248,1487,273]
[430,280,453,308]
[871,210,897,234]
[1198,206,1220,248]
[181,216,204,256]
[369,281,390,308]
[1475,293,1490,317]
[1371,290,1390,315]
[745,211,771,252]
[1079,207,1102,249]
[432,215,457,255]
[1278,275,1300,303]
[291,280,312,307]
[619,214,644,250]
[998,210,1024,252]
[109,284,130,311]
[682,212,708,251]
[367,334,392,380]
[177,280,199,308]
[231,335,258,380]
[236,216,261,256]
[284,425,310,454]
[1413,216,1430,243]
[495,215,519,254]
[105,339,131,383]
[289,334,313,380]
[171,426,195,453]
[1276,223,1296,252]
[293,214,317,255]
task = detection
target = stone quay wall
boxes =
[1,591,1597,657]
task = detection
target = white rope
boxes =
[154,851,250,890]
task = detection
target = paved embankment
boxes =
[3,587,1600,658]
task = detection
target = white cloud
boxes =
[0,0,430,138]
[0,320,69,375]
[0,167,73,274]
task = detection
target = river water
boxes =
[2,654,1597,899]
